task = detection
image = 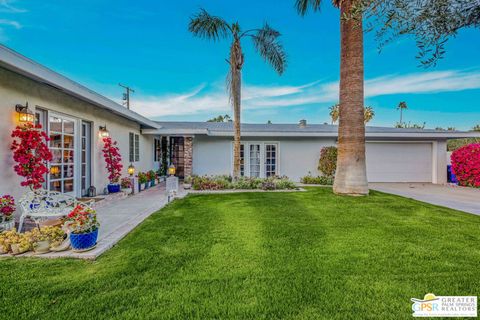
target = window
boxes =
[129,132,140,162]
[154,138,161,162]
[49,114,76,194]
[240,144,245,176]
[265,144,278,177]
[135,134,140,162]
[249,144,261,178]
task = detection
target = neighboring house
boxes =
[1,45,479,201]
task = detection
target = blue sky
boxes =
[1,0,480,129]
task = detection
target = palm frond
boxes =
[188,9,230,41]
[295,0,322,16]
[251,23,287,75]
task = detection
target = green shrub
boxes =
[318,146,337,177]
[188,175,296,191]
[300,174,334,185]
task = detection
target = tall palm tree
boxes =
[189,9,287,178]
[329,104,340,124]
[397,101,408,124]
[297,0,368,195]
[364,106,375,124]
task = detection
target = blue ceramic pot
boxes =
[70,229,98,251]
[107,184,120,193]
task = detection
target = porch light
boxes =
[15,102,35,123]
[168,164,176,176]
[99,125,110,138]
[128,163,135,176]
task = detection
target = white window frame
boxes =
[231,141,280,178]
[47,112,80,196]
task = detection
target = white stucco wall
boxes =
[192,135,336,181]
[0,67,158,200]
[192,135,449,183]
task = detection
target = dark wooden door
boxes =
[169,137,185,178]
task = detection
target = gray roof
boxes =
[0,45,159,129]
[145,121,480,139]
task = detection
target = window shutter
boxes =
[129,132,134,162]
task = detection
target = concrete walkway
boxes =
[370,183,480,216]
[1,183,187,260]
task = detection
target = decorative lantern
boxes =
[15,102,35,123]
[128,163,135,176]
[168,164,176,176]
[99,125,110,138]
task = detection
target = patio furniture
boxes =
[17,189,94,233]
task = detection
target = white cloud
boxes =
[124,70,480,118]
[0,0,26,13]
[0,19,21,29]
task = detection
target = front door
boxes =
[170,137,185,178]
[48,114,77,195]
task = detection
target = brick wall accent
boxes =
[184,136,193,177]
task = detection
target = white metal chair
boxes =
[17,189,93,232]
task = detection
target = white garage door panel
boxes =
[366,143,432,182]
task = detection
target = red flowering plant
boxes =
[11,123,52,189]
[451,143,480,188]
[63,204,99,234]
[0,195,15,222]
[102,137,123,184]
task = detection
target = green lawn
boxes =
[1,188,479,319]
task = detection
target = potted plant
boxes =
[11,123,52,190]
[0,195,15,231]
[148,170,156,187]
[29,226,65,254]
[7,230,31,255]
[102,137,123,193]
[138,172,148,191]
[120,177,133,194]
[64,204,99,252]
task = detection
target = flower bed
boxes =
[185,175,297,191]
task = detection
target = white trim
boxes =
[230,141,280,178]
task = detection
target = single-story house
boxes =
[1,44,478,200]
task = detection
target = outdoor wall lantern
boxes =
[99,125,110,138]
[15,102,35,123]
[128,163,135,176]
[168,164,176,176]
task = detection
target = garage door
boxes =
[366,142,433,182]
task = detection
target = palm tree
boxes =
[189,9,287,178]
[397,101,408,124]
[329,104,340,124]
[364,106,375,124]
[297,0,368,195]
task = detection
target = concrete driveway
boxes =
[369,183,480,216]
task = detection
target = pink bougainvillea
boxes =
[451,143,480,188]
[11,123,52,189]
[102,137,123,184]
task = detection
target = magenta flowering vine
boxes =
[451,143,480,188]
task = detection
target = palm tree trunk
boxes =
[333,0,369,195]
[400,109,403,124]
[231,39,244,178]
